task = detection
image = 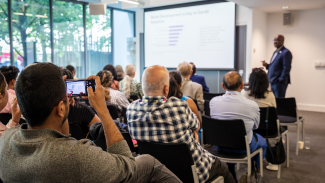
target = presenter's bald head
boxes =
[274,35,284,48]
[142,65,169,97]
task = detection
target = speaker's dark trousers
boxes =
[271,81,288,98]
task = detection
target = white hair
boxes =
[177,61,192,76]
[142,70,169,95]
[122,64,136,98]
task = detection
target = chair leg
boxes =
[286,133,289,168]
[302,119,305,149]
[237,163,240,170]
[296,123,300,155]
[247,160,251,177]
[277,165,281,178]
[259,150,263,177]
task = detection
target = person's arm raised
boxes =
[85,76,124,148]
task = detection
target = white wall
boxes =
[251,9,267,69]
[265,9,325,112]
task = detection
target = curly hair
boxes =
[0,73,6,97]
[96,70,112,101]
[0,66,19,85]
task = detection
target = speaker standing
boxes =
[262,35,292,98]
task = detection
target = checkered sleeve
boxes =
[185,105,199,130]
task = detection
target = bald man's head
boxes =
[274,34,284,48]
[142,65,169,96]
[222,71,243,91]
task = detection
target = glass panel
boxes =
[86,6,111,76]
[53,1,84,79]
[0,0,11,67]
[11,0,51,71]
[113,10,135,71]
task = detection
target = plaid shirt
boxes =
[127,96,216,182]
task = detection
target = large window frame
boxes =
[4,0,135,78]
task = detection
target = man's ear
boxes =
[56,101,65,117]
[222,83,226,90]
[239,82,244,90]
[190,70,193,75]
[164,85,169,97]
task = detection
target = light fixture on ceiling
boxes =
[282,6,289,9]
[119,0,142,5]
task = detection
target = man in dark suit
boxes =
[262,35,292,98]
[189,62,210,92]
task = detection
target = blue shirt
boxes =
[181,96,189,101]
[210,91,260,143]
[127,96,216,182]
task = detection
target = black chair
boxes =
[253,107,289,178]
[122,107,128,124]
[137,141,224,183]
[0,113,12,125]
[202,116,263,178]
[204,100,210,117]
[121,132,138,154]
[128,95,139,103]
[107,105,119,120]
[203,92,224,101]
[276,98,305,155]
[69,124,87,140]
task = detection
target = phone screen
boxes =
[66,80,95,96]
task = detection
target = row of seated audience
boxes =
[0,61,279,183]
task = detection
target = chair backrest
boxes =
[0,113,12,125]
[204,100,210,117]
[137,141,196,183]
[276,97,297,118]
[122,107,128,124]
[202,116,247,150]
[203,92,224,101]
[107,105,119,119]
[129,95,139,102]
[254,107,279,137]
[121,132,137,153]
[69,124,86,140]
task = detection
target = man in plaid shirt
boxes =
[127,65,235,183]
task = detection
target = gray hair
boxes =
[177,61,192,76]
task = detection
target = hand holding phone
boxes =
[84,76,107,113]
[65,80,96,96]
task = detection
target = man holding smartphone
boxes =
[0,63,181,183]
[262,34,292,98]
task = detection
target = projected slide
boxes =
[145,2,235,69]
[66,81,86,95]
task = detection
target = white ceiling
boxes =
[138,0,325,12]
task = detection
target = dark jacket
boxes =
[267,46,292,84]
[190,74,209,92]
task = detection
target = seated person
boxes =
[103,64,119,90]
[0,66,19,114]
[244,68,278,171]
[0,63,181,183]
[189,62,209,92]
[119,64,143,100]
[66,65,77,79]
[244,68,276,108]
[115,65,125,82]
[168,70,201,142]
[177,62,204,111]
[210,71,267,180]
[127,65,235,183]
[97,70,130,117]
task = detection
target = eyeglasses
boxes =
[252,67,264,71]
[61,91,73,102]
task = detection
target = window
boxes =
[0,0,10,67]
[11,0,51,71]
[53,1,84,78]
[113,10,135,71]
[86,7,111,76]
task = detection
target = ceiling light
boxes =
[119,0,140,5]
[282,6,289,9]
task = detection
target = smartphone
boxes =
[65,79,96,96]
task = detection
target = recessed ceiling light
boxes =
[282,6,290,9]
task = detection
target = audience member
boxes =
[127,65,235,183]
[103,64,119,90]
[0,72,20,137]
[97,70,129,116]
[115,65,125,81]
[177,62,204,111]
[189,62,210,92]
[0,66,19,114]
[168,70,202,129]
[119,64,143,100]
[244,68,276,108]
[0,63,181,183]
[210,71,267,180]
[66,65,77,79]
